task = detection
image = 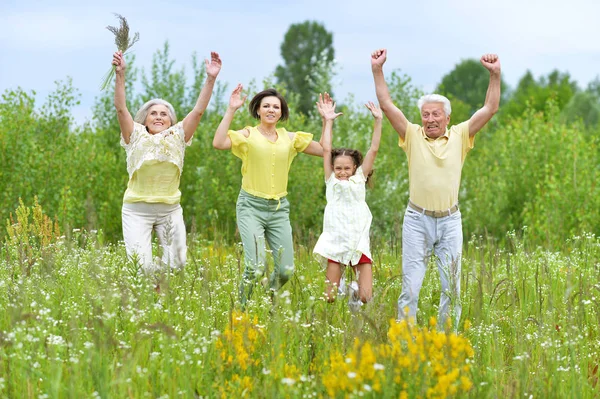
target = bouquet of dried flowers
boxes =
[100,13,140,91]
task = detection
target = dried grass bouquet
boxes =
[100,13,140,90]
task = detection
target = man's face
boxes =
[421,102,450,138]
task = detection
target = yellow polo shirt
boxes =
[228,126,313,199]
[400,121,473,211]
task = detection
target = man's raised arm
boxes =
[371,49,409,140]
[468,53,501,137]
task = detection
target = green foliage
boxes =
[275,21,335,115]
[502,69,579,120]
[587,76,600,99]
[2,42,600,251]
[0,229,599,397]
[462,102,600,244]
[140,42,190,114]
[5,197,61,275]
[0,79,120,239]
[436,58,509,119]
[561,91,600,127]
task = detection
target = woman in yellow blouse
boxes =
[213,84,323,307]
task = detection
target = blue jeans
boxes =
[398,207,463,329]
[236,190,295,306]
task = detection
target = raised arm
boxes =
[316,93,343,179]
[468,53,501,137]
[371,49,409,140]
[361,102,382,177]
[182,52,222,142]
[213,84,247,150]
[299,94,327,157]
[113,51,134,144]
[301,139,325,157]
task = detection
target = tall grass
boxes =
[0,202,599,398]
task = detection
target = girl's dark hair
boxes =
[331,148,374,188]
[249,89,289,121]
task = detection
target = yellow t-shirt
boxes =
[228,126,313,199]
[123,160,181,204]
[400,121,473,211]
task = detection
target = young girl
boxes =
[313,93,382,310]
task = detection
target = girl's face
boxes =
[145,104,172,134]
[333,155,357,180]
[257,96,282,124]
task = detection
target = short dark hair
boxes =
[249,89,290,122]
[331,148,374,187]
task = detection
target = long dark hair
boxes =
[248,89,290,121]
[331,148,374,187]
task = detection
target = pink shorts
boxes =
[327,254,372,265]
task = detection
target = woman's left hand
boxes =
[317,92,343,121]
[205,52,222,78]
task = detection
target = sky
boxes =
[1,0,599,125]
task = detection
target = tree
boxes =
[586,76,600,100]
[436,58,508,118]
[502,69,579,119]
[275,21,335,115]
[561,91,600,127]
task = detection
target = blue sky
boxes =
[2,0,599,125]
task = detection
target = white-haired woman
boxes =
[112,49,222,271]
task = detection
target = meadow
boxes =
[1,45,600,398]
[0,200,599,398]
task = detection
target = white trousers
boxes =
[122,202,187,271]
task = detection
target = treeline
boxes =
[1,42,600,249]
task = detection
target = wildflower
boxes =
[463,319,472,331]
[429,316,437,328]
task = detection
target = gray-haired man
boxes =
[371,49,501,328]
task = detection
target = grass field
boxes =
[1,203,599,398]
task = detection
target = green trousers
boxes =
[236,190,295,306]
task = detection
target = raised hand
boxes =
[112,50,126,73]
[316,92,343,121]
[365,101,382,120]
[205,51,222,78]
[371,48,387,70]
[480,53,501,74]
[229,84,247,110]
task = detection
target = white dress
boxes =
[313,166,372,266]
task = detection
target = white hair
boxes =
[417,94,452,116]
[134,99,178,125]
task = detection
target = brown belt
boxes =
[408,201,459,218]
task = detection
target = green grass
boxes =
[1,223,599,398]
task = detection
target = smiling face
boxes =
[145,104,172,134]
[258,96,282,124]
[420,102,450,138]
[333,155,357,180]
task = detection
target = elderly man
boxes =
[371,49,501,328]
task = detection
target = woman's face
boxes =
[257,96,282,124]
[145,104,172,134]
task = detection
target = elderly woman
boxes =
[113,49,222,271]
[213,85,323,306]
